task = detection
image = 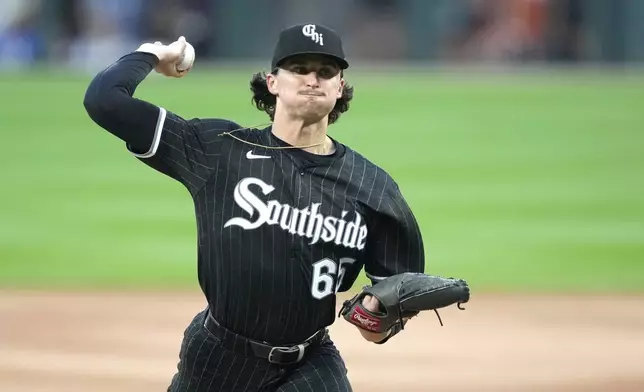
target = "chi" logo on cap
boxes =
[302,24,324,46]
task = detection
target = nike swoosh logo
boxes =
[246,150,271,160]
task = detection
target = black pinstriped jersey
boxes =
[128,108,426,345]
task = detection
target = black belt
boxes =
[203,311,327,365]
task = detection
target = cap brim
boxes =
[274,51,349,70]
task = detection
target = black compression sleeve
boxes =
[83,51,163,152]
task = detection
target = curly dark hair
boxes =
[249,69,354,125]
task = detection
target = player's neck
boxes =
[271,113,334,155]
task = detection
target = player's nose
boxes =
[303,71,321,87]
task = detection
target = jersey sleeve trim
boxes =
[131,107,166,159]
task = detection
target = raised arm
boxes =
[83,39,189,152]
[83,37,239,193]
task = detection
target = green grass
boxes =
[1,66,643,293]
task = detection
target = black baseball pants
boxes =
[167,309,353,392]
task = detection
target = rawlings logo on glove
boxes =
[351,306,381,332]
[338,273,470,338]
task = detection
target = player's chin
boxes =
[299,102,334,118]
[298,109,331,124]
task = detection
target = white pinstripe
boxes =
[204,349,228,391]
[183,337,208,391]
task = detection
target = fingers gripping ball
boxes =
[338,273,471,334]
[136,36,195,78]
[176,41,195,72]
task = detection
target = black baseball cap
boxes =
[271,24,349,70]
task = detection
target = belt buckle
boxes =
[268,344,306,365]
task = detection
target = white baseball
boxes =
[177,42,195,71]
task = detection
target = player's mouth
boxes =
[299,91,325,97]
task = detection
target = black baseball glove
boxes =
[338,272,470,342]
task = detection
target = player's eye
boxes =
[317,66,338,79]
[291,65,308,75]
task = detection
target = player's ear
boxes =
[266,72,278,96]
[336,78,345,99]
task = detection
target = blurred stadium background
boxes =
[1,1,643,391]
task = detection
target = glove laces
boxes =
[432,302,467,327]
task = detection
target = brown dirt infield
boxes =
[1,290,643,391]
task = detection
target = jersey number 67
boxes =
[311,257,356,300]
